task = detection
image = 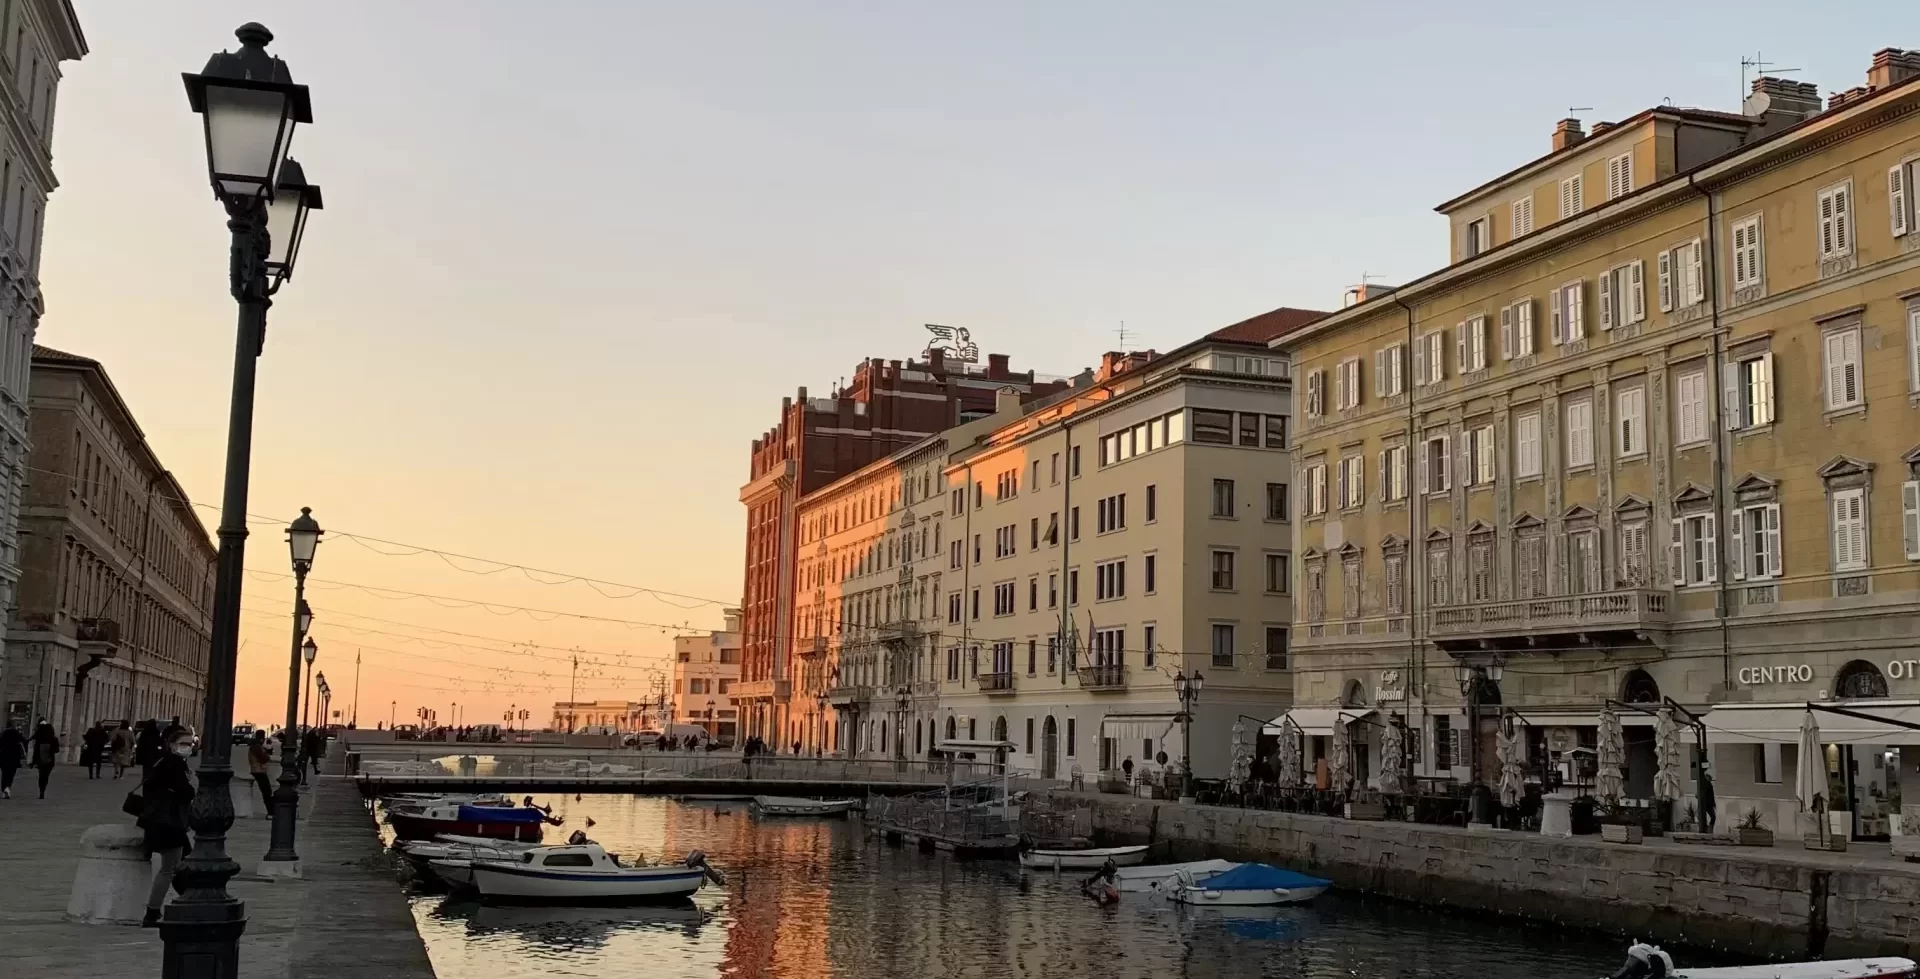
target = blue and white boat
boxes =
[1171,863,1330,906]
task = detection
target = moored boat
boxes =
[390,802,553,842]
[1115,858,1241,894]
[1612,942,1916,979]
[470,844,727,904]
[1018,844,1151,870]
[750,796,855,817]
[1170,863,1330,906]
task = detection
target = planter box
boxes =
[1346,802,1386,821]
[1734,827,1775,847]
[1802,833,1849,853]
[1601,823,1644,844]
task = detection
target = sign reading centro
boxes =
[1737,661,1920,685]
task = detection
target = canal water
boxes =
[399,793,1643,979]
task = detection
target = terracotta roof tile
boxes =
[1206,306,1332,345]
[32,344,95,365]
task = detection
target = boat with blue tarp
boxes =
[1170,862,1331,906]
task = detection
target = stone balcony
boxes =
[826,685,872,708]
[734,678,792,701]
[1076,664,1128,691]
[1425,588,1671,651]
[979,672,1016,695]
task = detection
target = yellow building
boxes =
[1275,50,1920,839]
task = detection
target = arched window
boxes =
[945,716,957,740]
[1340,678,1367,707]
[992,716,1007,742]
[1621,669,1660,704]
[1835,660,1889,699]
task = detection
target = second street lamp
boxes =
[263,507,320,876]
[301,639,319,732]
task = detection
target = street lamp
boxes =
[167,23,315,975]
[1454,662,1504,824]
[264,507,320,874]
[1174,669,1205,803]
[300,639,318,731]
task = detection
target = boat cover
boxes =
[1193,863,1330,891]
[458,804,547,823]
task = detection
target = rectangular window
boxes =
[1419,434,1449,493]
[1046,636,1058,672]
[1671,514,1718,586]
[1238,412,1261,445]
[950,540,961,569]
[1559,174,1582,219]
[1501,299,1535,359]
[1095,560,1126,601]
[1818,182,1853,259]
[973,534,981,564]
[1464,215,1489,258]
[1551,280,1585,342]
[1070,506,1080,541]
[1731,215,1763,291]
[1210,550,1235,590]
[1895,158,1916,239]
[1414,330,1446,385]
[1210,623,1235,668]
[1467,425,1494,486]
[1384,554,1405,614]
[1732,502,1782,581]
[1264,626,1289,670]
[1304,370,1325,418]
[1212,478,1235,517]
[1903,479,1920,561]
[1910,303,1920,395]
[1143,553,1157,594]
[1598,261,1646,329]
[1832,488,1868,572]
[993,582,1015,616]
[1070,445,1081,477]
[1266,482,1290,520]
[1373,344,1404,397]
[1468,541,1493,602]
[1029,576,1038,611]
[1511,196,1533,238]
[1050,453,1059,484]
[1068,568,1079,605]
[1754,743,1783,784]
[948,593,961,623]
[1266,552,1290,593]
[1619,521,1649,587]
[971,587,981,619]
[1382,445,1408,501]
[1514,412,1541,478]
[1567,529,1599,594]
[1453,316,1487,373]
[1726,352,1774,430]
[1675,370,1707,445]
[1145,484,1157,522]
[1066,718,1076,757]
[1427,547,1451,606]
[1263,414,1287,449]
[1616,387,1645,458]
[1606,152,1633,200]
[1824,327,1862,411]
[1339,455,1364,508]
[1048,573,1058,609]
[1143,624,1157,669]
[1566,398,1593,468]
[1434,715,1453,772]
[1030,517,1039,550]
[1191,409,1233,444]
[1337,358,1362,409]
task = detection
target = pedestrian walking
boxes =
[138,729,196,927]
[82,722,108,779]
[248,730,274,810]
[28,721,60,798]
[110,720,135,779]
[135,719,163,773]
[304,726,326,777]
[0,721,24,799]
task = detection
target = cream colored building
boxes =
[935,312,1318,783]
[671,608,742,741]
[1275,50,1920,840]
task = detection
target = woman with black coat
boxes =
[0,722,24,798]
[27,722,59,798]
[138,729,196,927]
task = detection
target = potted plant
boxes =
[1734,807,1775,847]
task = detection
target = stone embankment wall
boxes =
[1074,794,1920,960]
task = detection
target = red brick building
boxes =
[736,349,1064,744]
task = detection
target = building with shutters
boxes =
[1271,49,1920,842]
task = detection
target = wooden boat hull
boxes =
[750,796,855,817]
[1173,883,1328,906]
[471,861,709,903]
[1019,845,1151,870]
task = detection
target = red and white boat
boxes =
[1612,943,1916,979]
[389,801,555,842]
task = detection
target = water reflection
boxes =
[403,794,1632,979]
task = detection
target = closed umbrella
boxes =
[1329,715,1353,797]
[1275,717,1302,789]
[1652,707,1684,803]
[1796,710,1826,839]
[1378,716,1405,795]
[1596,707,1625,806]
[1228,720,1252,793]
[1496,716,1524,808]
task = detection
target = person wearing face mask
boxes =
[137,732,196,927]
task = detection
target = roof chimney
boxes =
[1828,85,1872,112]
[994,386,1021,415]
[1745,76,1823,134]
[1868,47,1920,91]
[1342,284,1392,308]
[1589,121,1616,137]
[1552,118,1585,152]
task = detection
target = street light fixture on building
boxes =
[166,22,317,976]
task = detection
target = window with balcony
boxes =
[1384,549,1406,616]
[1265,626,1289,670]
[1091,627,1125,667]
[1210,550,1236,590]
[1617,519,1649,587]
[1210,623,1235,668]
[1466,536,1493,603]
[1567,528,1600,594]
[1046,636,1058,673]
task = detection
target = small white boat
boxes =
[1115,858,1241,893]
[1018,844,1151,870]
[1171,863,1330,907]
[471,844,726,903]
[428,857,479,886]
[1614,942,1916,979]
[750,796,856,817]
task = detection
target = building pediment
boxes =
[1300,546,1324,561]
[1466,519,1495,535]
[1424,527,1452,543]
[1335,541,1363,557]
[1512,511,1544,529]
[1613,495,1650,514]
[1380,533,1408,552]
[1816,455,1875,481]
[1673,482,1714,507]
[1562,504,1598,522]
[1733,472,1779,494]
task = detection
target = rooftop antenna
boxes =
[1568,106,1593,117]
[1740,52,1801,103]
[1116,320,1132,351]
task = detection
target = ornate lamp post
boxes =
[1174,669,1205,803]
[166,23,316,976]
[300,639,319,731]
[262,508,319,875]
[1454,662,1504,824]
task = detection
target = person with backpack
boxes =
[138,728,196,927]
[27,721,60,798]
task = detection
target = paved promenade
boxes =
[0,759,433,978]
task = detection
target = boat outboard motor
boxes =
[686,850,727,886]
[1610,943,1670,979]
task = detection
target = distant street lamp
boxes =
[1174,670,1205,803]
[263,507,320,874]
[300,639,319,731]
[166,22,318,975]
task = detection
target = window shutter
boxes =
[1754,352,1774,425]
[1824,333,1846,410]
[1723,362,1742,430]
[1336,459,1346,509]
[1374,350,1387,397]
[1438,435,1451,491]
[1550,289,1566,344]
[1431,333,1445,381]
[1732,222,1749,286]
[1834,185,1852,254]
[1517,301,1532,355]
[1455,324,1466,376]
[1894,165,1910,237]
[1820,191,1837,258]
[1762,503,1782,578]
[1628,260,1645,322]
[1416,439,1429,494]
[1474,317,1487,369]
[1687,241,1706,304]
[1378,451,1387,503]
[1657,250,1673,311]
[1670,519,1685,586]
[1413,337,1428,386]
[1599,269,1614,330]
[1500,306,1514,360]
[1728,509,1745,581]
[1843,330,1860,405]
[1903,480,1920,560]
[1570,282,1585,338]
[1702,513,1718,584]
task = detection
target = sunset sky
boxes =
[34,1,1905,725]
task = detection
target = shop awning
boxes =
[1099,712,1182,745]
[1511,709,1655,728]
[1704,702,1920,746]
[1264,707,1376,738]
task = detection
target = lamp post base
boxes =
[159,909,247,979]
[255,858,302,880]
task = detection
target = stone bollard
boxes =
[66,825,152,925]
[230,777,255,819]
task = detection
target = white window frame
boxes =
[1606,152,1633,200]
[1730,502,1782,582]
[1615,386,1645,458]
[1456,316,1488,373]
[1339,455,1365,510]
[1337,357,1362,410]
[1500,298,1535,359]
[1511,196,1534,238]
[1907,302,1920,395]
[1817,181,1854,260]
[1731,214,1764,292]
[1565,398,1593,469]
[1832,487,1868,573]
[1381,444,1408,502]
[1675,369,1707,446]
[1598,261,1646,330]
[1418,434,1450,494]
[1618,519,1649,587]
[1514,411,1541,478]
[1414,330,1446,386]
[1823,326,1862,412]
[1305,464,1327,517]
[1726,351,1775,430]
[1464,215,1491,258]
[1671,513,1719,587]
[1469,424,1495,485]
[1305,369,1325,418]
[1551,280,1585,343]
[1559,174,1582,220]
[1893,156,1916,239]
[1374,343,1405,398]
[1902,479,1920,561]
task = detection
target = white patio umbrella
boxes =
[1378,717,1406,794]
[1227,719,1252,793]
[1795,709,1827,838]
[1329,715,1353,796]
[1275,718,1303,789]
[1652,707,1685,803]
[1496,716,1524,808]
[1596,707,1625,805]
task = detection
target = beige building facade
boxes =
[671,607,742,741]
[1276,51,1920,839]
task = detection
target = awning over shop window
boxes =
[1264,707,1376,738]
[1704,701,1920,746]
[1511,709,1655,728]
[1099,713,1182,746]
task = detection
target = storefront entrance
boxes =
[1830,743,1902,841]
